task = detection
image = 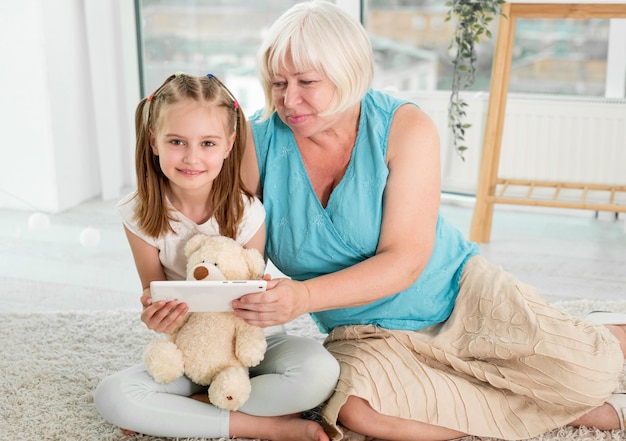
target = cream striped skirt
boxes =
[321,255,623,440]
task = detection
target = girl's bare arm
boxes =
[123,226,188,333]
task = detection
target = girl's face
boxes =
[270,56,338,138]
[150,100,235,195]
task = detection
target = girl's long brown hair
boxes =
[129,73,251,240]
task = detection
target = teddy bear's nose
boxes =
[193,266,209,280]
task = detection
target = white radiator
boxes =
[397,91,626,205]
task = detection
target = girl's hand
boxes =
[232,278,311,327]
[140,287,188,333]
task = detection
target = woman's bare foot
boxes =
[569,402,621,431]
[120,428,137,436]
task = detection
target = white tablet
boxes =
[150,280,267,312]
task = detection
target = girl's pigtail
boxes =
[233,99,240,132]
[143,94,154,127]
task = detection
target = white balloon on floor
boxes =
[80,226,101,247]
[28,212,50,230]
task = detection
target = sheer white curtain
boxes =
[0,0,138,213]
[84,0,139,204]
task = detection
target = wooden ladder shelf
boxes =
[469,2,626,243]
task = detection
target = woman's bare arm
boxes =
[242,122,262,199]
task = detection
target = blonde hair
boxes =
[257,0,374,119]
[131,73,251,239]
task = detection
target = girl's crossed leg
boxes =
[94,332,339,441]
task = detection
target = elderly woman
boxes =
[237,1,626,440]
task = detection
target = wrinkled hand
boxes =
[232,278,311,327]
[140,287,188,333]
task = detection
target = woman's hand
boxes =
[232,278,311,327]
[140,287,188,333]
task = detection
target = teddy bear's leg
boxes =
[143,339,185,384]
[208,366,252,411]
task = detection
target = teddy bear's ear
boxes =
[243,248,266,278]
[184,234,209,259]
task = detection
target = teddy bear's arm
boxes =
[233,319,267,367]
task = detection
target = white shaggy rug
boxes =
[1,299,626,441]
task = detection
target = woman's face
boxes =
[270,56,338,138]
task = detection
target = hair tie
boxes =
[207,73,239,110]
[175,71,185,77]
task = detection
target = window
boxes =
[365,0,617,96]
[138,1,625,101]
[138,0,307,115]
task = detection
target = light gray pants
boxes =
[94,331,339,438]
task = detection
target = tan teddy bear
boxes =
[143,234,267,411]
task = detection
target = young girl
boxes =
[94,73,339,441]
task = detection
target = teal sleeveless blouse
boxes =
[251,89,479,333]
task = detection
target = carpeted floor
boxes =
[1,300,626,441]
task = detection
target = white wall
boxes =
[0,0,139,213]
[1,2,59,211]
[405,90,626,206]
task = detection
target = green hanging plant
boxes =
[445,0,506,160]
